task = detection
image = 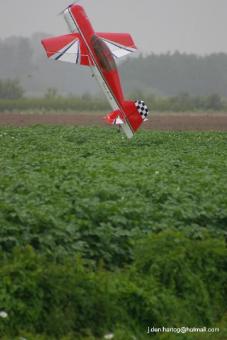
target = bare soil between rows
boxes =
[0,113,227,131]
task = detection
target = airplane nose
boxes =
[59,1,79,15]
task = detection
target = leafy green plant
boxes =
[0,127,226,338]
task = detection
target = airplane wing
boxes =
[42,32,137,64]
[97,33,137,58]
[41,33,91,66]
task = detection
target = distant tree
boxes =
[44,87,59,99]
[0,79,24,99]
[81,92,92,101]
[206,94,224,110]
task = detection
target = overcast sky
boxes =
[0,0,226,54]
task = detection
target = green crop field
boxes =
[0,126,227,339]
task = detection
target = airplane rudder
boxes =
[123,100,149,132]
[134,99,149,122]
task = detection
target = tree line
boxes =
[120,52,227,97]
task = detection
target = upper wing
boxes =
[42,32,137,64]
[97,33,137,58]
[41,33,92,66]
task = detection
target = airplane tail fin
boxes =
[105,100,149,138]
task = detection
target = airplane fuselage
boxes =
[65,5,124,112]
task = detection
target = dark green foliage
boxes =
[132,231,227,326]
[0,232,226,339]
[0,127,227,338]
[0,247,121,338]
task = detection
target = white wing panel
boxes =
[51,39,80,64]
[102,39,136,58]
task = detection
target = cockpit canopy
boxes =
[91,35,117,72]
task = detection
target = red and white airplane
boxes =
[41,2,149,138]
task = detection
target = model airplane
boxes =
[41,2,149,138]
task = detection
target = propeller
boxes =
[58,1,81,16]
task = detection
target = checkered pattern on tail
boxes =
[135,100,149,120]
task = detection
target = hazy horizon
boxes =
[0,0,227,55]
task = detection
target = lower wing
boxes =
[41,33,91,66]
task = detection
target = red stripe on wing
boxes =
[97,33,137,50]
